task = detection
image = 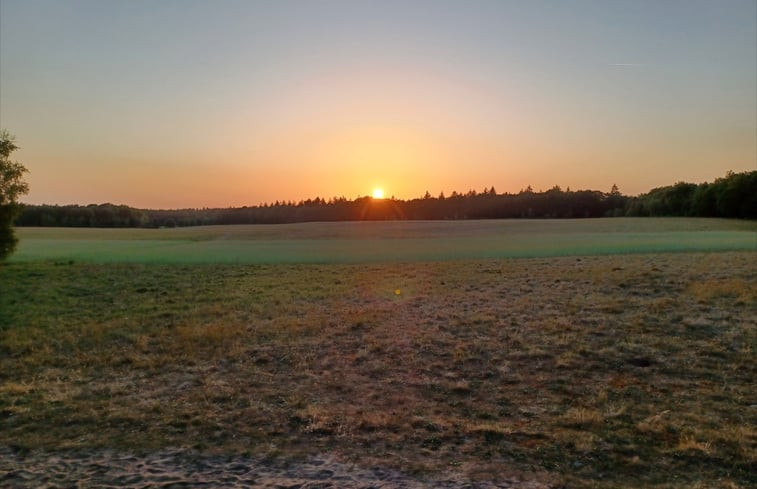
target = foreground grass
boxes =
[1,252,755,487]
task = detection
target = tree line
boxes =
[14,170,755,228]
[625,170,756,219]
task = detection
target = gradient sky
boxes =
[1,0,755,208]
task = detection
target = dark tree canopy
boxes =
[0,130,30,260]
[13,170,757,229]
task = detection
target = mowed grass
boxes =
[10,218,757,263]
[1,246,756,487]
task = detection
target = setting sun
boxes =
[372,188,385,199]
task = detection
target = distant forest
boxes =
[15,170,757,228]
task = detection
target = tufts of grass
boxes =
[687,278,756,304]
[1,251,755,488]
[676,436,712,454]
[560,408,605,428]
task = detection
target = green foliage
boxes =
[17,203,148,227]
[716,170,757,218]
[0,130,29,260]
[628,170,757,219]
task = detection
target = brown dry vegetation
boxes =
[1,251,755,487]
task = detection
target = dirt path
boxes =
[0,446,554,488]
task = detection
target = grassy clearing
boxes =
[1,251,755,487]
[11,218,757,263]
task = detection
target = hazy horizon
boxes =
[9,168,754,211]
[1,0,755,209]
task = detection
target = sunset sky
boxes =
[1,0,755,209]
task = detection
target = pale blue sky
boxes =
[1,0,755,208]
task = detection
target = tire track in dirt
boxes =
[0,446,554,488]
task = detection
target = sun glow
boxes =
[372,188,385,199]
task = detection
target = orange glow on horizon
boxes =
[372,188,385,199]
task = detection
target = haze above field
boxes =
[1,0,755,208]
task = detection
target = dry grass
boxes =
[1,251,755,488]
[677,436,713,454]
[688,278,756,304]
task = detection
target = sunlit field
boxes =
[10,218,757,264]
[4,0,756,485]
[1,219,756,487]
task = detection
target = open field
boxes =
[1,221,756,487]
[11,218,757,263]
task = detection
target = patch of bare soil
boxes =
[0,445,553,488]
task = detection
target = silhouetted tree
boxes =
[605,184,627,216]
[14,170,756,228]
[1,130,29,260]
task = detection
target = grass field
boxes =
[10,218,757,263]
[1,219,756,487]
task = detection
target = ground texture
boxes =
[1,251,755,488]
[0,446,551,488]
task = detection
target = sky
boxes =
[1,0,755,208]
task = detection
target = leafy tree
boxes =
[691,183,718,217]
[0,130,29,260]
[715,171,757,218]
